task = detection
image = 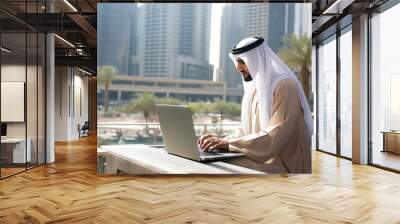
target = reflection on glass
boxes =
[27,31,38,169]
[312,46,317,150]
[318,36,337,154]
[340,28,352,158]
[0,1,46,179]
[1,32,27,177]
[38,33,46,165]
[371,4,400,171]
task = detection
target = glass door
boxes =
[339,26,352,158]
[0,1,46,179]
[1,30,28,178]
[370,3,400,171]
[317,35,337,155]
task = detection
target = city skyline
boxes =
[138,4,213,80]
[218,3,311,87]
[98,3,311,81]
[98,3,138,75]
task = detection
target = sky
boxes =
[209,3,225,70]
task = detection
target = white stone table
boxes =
[98,144,265,175]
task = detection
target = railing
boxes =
[97,122,242,147]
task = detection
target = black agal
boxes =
[231,37,264,55]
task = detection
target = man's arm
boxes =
[227,79,302,162]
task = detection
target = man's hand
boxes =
[197,134,229,152]
[197,133,214,146]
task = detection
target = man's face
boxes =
[236,58,252,81]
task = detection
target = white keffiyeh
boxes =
[229,37,313,137]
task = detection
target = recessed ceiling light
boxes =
[1,47,11,53]
[78,67,92,76]
[54,34,75,48]
[322,0,354,15]
[63,0,78,12]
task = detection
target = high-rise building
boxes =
[294,3,312,37]
[242,4,269,40]
[97,4,138,75]
[219,3,310,88]
[241,3,299,51]
[219,4,244,88]
[138,4,213,80]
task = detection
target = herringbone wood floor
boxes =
[1,135,400,224]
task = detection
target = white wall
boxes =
[71,73,89,138]
[55,67,89,141]
[55,67,68,141]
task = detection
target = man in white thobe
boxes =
[198,37,313,173]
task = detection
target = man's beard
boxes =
[243,73,253,82]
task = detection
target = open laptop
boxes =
[156,104,244,162]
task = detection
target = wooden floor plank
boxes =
[0,135,400,223]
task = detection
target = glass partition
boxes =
[37,32,45,165]
[317,35,337,154]
[27,30,38,169]
[339,26,352,158]
[312,45,316,150]
[1,31,28,177]
[371,3,400,171]
[0,1,46,179]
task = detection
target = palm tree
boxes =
[187,102,210,115]
[210,101,241,122]
[278,34,312,102]
[208,101,241,136]
[156,97,183,106]
[122,93,156,131]
[98,65,118,112]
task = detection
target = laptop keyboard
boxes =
[199,151,223,156]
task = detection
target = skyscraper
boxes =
[219,3,244,88]
[241,3,296,52]
[219,3,310,87]
[294,3,312,37]
[97,4,138,75]
[242,4,269,40]
[138,3,213,80]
